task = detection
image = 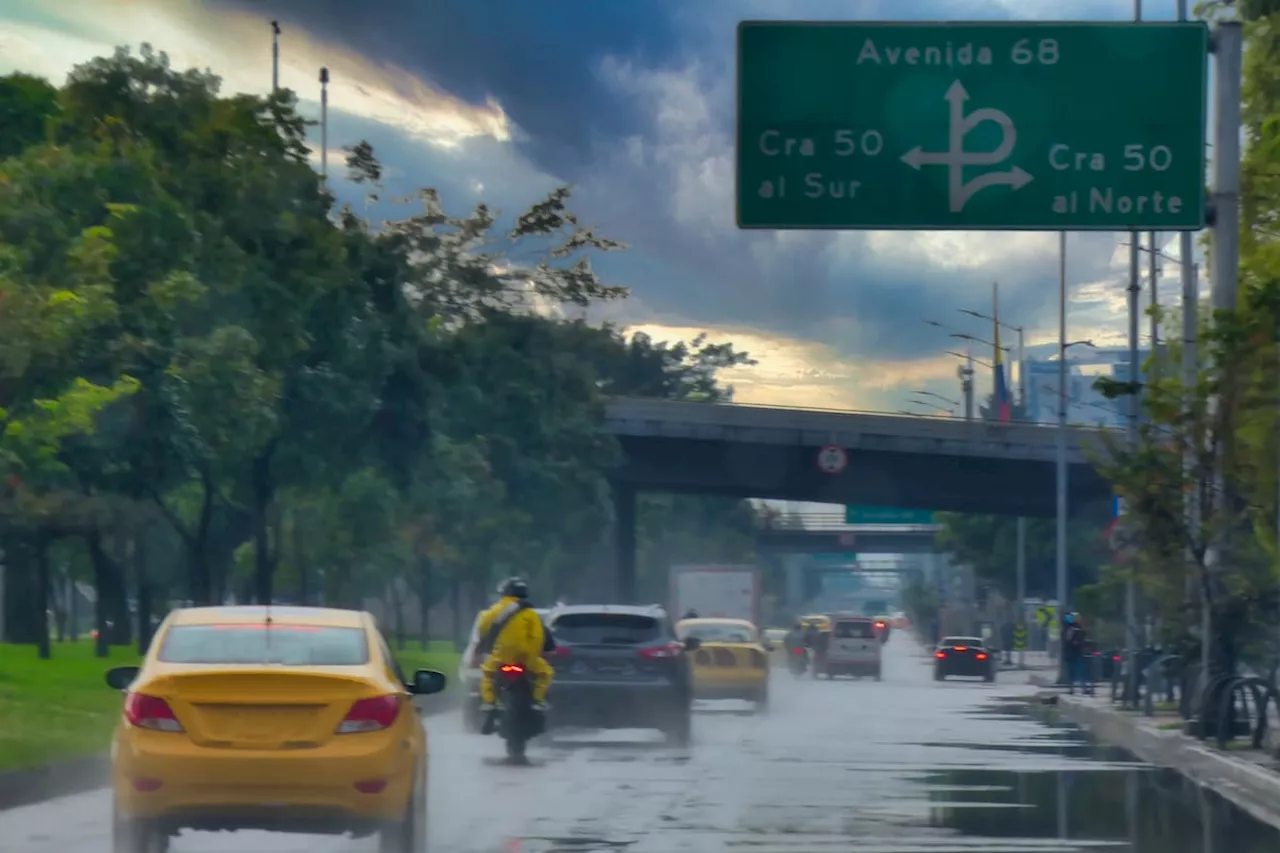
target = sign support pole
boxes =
[1122,0,1143,709]
[1205,17,1243,692]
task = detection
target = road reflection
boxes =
[926,760,1274,851]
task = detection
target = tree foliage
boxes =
[0,47,764,652]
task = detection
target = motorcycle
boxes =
[494,663,544,762]
[788,646,808,677]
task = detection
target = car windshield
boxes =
[942,637,984,648]
[678,623,757,643]
[833,621,876,639]
[158,624,369,665]
[551,613,661,645]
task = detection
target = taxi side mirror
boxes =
[683,637,701,652]
[410,669,446,696]
[105,666,139,691]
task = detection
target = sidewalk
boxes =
[1030,674,1280,829]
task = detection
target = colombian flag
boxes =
[993,283,1012,423]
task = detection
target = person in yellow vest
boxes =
[475,577,554,734]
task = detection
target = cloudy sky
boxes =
[0,0,1207,421]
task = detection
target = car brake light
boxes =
[123,693,183,732]
[976,653,988,660]
[954,646,967,652]
[336,695,400,734]
[499,663,525,674]
[640,642,683,659]
[548,646,571,658]
[935,651,946,659]
[1113,655,1121,661]
[792,647,805,654]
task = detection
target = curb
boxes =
[0,690,463,813]
[1031,678,1280,830]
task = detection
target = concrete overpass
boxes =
[604,398,1115,516]
[601,398,1118,602]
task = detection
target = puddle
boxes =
[911,761,1280,851]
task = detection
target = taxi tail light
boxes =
[337,695,400,733]
[123,693,183,732]
[640,642,683,660]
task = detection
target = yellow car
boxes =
[800,614,831,632]
[675,618,772,710]
[106,605,446,853]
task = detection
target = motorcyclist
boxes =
[475,577,554,734]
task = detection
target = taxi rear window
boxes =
[833,620,875,639]
[158,624,369,665]
[677,623,756,644]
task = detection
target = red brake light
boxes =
[337,695,400,734]
[875,621,886,628]
[954,646,968,652]
[499,664,525,674]
[123,693,183,732]
[640,642,683,659]
[548,646,571,658]
[935,651,946,659]
[1112,655,1121,661]
[976,653,988,660]
[792,647,805,654]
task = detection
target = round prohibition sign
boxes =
[816,444,848,474]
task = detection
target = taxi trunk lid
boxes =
[146,667,385,750]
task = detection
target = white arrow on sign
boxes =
[900,80,1034,213]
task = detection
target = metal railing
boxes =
[760,512,942,532]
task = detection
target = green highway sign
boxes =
[844,506,935,525]
[736,21,1208,231]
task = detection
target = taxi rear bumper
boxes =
[112,728,417,828]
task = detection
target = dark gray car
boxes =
[544,604,700,745]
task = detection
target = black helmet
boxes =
[682,609,699,619]
[498,577,529,599]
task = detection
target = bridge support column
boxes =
[784,555,806,612]
[612,485,637,604]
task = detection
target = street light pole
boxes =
[271,21,281,93]
[1056,230,1069,626]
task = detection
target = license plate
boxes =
[597,664,634,675]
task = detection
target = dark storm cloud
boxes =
[204,0,684,180]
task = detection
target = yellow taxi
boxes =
[106,605,446,853]
[675,617,772,710]
[800,614,831,632]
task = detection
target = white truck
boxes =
[669,565,762,626]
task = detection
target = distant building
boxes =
[1022,347,1153,428]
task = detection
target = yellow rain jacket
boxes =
[476,596,554,704]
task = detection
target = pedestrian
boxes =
[1062,613,1091,695]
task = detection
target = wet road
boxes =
[4,636,1279,852]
